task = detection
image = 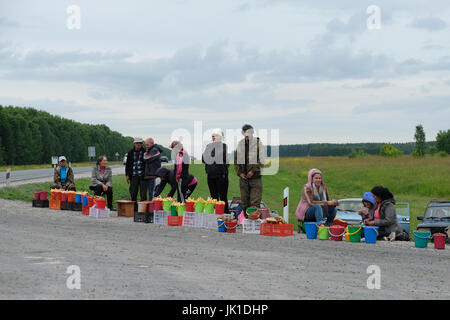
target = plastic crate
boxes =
[168,215,182,226]
[242,219,262,234]
[134,211,153,223]
[260,223,294,237]
[195,212,204,227]
[71,202,82,212]
[60,201,71,210]
[49,199,61,210]
[154,210,169,225]
[202,214,218,229]
[89,206,110,219]
[182,211,197,227]
[32,200,49,208]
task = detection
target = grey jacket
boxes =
[90,165,112,188]
[373,197,403,234]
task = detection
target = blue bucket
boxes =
[217,219,227,232]
[304,222,319,239]
[363,226,379,244]
[75,193,82,203]
[82,196,88,206]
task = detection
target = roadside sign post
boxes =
[88,146,96,162]
[115,152,119,161]
[6,168,11,187]
[51,156,58,168]
[283,187,289,223]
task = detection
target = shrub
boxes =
[380,144,403,157]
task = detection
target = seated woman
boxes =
[364,186,409,241]
[51,156,76,191]
[89,155,113,210]
[295,168,339,227]
[154,167,197,201]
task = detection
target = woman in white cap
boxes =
[51,156,76,191]
[202,129,229,213]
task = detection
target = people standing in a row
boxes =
[90,155,114,210]
[234,124,265,217]
[51,156,76,191]
[143,137,163,200]
[170,140,191,202]
[125,137,147,210]
[202,129,229,213]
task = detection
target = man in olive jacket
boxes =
[234,124,265,216]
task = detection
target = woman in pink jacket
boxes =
[295,168,339,227]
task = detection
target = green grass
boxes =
[1,155,449,234]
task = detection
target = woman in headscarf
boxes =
[364,186,409,241]
[295,168,339,227]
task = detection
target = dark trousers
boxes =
[239,176,262,216]
[207,175,229,213]
[89,185,113,210]
[130,176,147,210]
[146,178,156,201]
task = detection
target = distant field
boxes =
[1,155,448,233]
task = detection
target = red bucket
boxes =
[154,199,163,211]
[226,220,237,233]
[34,191,41,200]
[329,225,345,241]
[433,233,446,250]
[61,192,68,202]
[96,199,107,209]
[67,192,75,203]
[215,203,225,215]
[332,218,348,229]
[185,201,195,212]
[87,196,95,207]
[148,201,155,213]
[39,191,48,200]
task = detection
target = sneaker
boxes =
[388,232,396,242]
[382,236,389,241]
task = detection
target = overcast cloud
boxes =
[0,1,449,147]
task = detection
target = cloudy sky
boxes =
[1,0,449,147]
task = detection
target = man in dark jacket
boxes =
[202,129,229,213]
[125,137,147,209]
[143,137,162,200]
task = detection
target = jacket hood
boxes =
[306,168,327,189]
[362,192,376,205]
[381,197,396,206]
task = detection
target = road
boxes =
[0,198,449,300]
[0,165,124,185]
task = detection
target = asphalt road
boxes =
[0,165,124,184]
[1,198,449,300]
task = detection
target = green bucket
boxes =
[318,226,330,240]
[204,202,215,214]
[177,204,186,216]
[347,225,362,243]
[195,202,205,213]
[163,200,173,211]
[246,207,258,215]
[413,231,431,248]
[170,205,178,216]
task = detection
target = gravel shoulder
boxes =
[0,198,449,300]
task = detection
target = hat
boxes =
[242,124,253,132]
[58,156,67,162]
[169,140,180,149]
[133,137,144,144]
[362,192,376,205]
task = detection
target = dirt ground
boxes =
[0,198,449,300]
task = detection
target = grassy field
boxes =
[1,155,449,233]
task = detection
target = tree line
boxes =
[0,105,137,165]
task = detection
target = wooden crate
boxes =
[116,200,135,217]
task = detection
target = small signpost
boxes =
[283,187,289,223]
[115,152,119,161]
[88,146,96,162]
[51,156,58,168]
[6,168,11,187]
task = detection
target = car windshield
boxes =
[395,203,409,217]
[424,205,450,219]
[337,200,364,212]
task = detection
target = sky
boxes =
[1,0,449,148]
